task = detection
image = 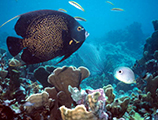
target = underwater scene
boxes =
[0,0,158,120]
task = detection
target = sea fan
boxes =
[77,43,105,75]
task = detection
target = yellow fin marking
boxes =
[73,39,80,44]
[69,40,73,45]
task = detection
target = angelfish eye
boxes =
[77,26,82,31]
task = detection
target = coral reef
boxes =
[33,65,55,87]
[106,96,130,118]
[60,104,98,120]
[61,86,108,120]
[103,85,130,118]
[103,84,115,104]
[152,20,158,31]
[25,91,55,120]
[1,20,158,120]
[23,66,90,120]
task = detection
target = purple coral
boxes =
[69,86,108,119]
[85,88,106,102]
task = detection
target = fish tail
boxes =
[7,37,24,56]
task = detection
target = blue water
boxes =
[0,1,158,119]
[0,0,157,75]
[0,0,157,74]
[0,0,157,40]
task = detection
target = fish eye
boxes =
[118,70,123,74]
[77,26,82,31]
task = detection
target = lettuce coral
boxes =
[60,105,98,120]
[25,91,55,119]
[60,87,108,120]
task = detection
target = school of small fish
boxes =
[106,1,124,11]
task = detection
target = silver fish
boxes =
[114,66,136,84]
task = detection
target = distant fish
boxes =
[106,1,114,6]
[68,1,85,11]
[58,8,67,13]
[111,8,124,11]
[6,10,89,65]
[114,66,136,84]
[74,16,86,22]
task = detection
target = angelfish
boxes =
[6,10,89,65]
[114,66,136,84]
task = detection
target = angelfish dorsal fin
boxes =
[0,15,20,28]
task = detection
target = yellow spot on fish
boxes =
[69,40,73,45]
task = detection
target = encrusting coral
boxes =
[25,91,55,119]
[24,66,90,120]
[103,85,129,118]
[60,104,98,120]
[48,66,90,107]
[60,86,108,120]
[106,96,130,118]
[103,84,115,104]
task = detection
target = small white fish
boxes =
[23,101,35,106]
[111,8,124,11]
[68,1,85,11]
[106,1,114,6]
[74,16,86,22]
[114,66,136,84]
[58,8,67,13]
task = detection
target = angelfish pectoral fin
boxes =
[55,53,73,65]
[73,38,80,44]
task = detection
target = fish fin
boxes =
[7,37,24,56]
[55,53,73,65]
[21,48,41,64]
[15,10,57,38]
[0,15,20,28]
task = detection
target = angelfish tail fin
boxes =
[7,36,24,56]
